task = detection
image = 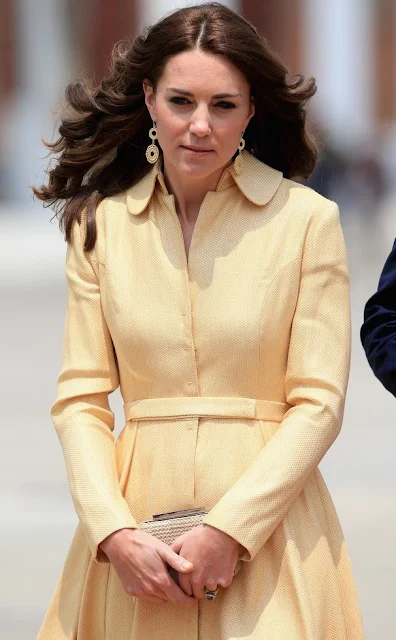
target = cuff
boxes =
[85,511,140,563]
[202,510,255,563]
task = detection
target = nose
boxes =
[189,103,212,137]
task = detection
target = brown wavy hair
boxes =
[33,2,318,250]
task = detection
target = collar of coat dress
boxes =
[126,149,283,215]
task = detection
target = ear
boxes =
[142,79,157,121]
[246,98,255,128]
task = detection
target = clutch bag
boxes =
[137,507,243,585]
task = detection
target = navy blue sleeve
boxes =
[361,239,396,397]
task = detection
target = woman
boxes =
[34,3,364,639]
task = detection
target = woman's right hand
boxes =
[99,528,198,606]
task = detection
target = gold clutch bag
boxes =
[138,507,243,585]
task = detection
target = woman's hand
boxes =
[99,528,198,606]
[170,524,243,600]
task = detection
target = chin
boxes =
[178,158,219,178]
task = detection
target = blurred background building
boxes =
[1,2,396,639]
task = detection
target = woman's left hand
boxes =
[170,524,243,600]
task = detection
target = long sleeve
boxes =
[51,215,138,563]
[360,239,396,397]
[202,202,351,562]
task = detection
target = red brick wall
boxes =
[374,0,396,121]
[241,0,303,77]
[69,0,138,81]
[0,0,15,97]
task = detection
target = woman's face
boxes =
[143,49,255,180]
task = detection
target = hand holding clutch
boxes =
[138,507,243,587]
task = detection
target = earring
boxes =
[146,120,159,164]
[234,131,245,175]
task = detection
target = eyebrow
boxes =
[166,87,242,99]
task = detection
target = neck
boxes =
[162,157,231,224]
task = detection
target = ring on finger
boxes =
[204,585,219,600]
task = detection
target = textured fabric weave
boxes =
[37,150,365,639]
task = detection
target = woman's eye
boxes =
[169,97,191,106]
[169,97,236,110]
[216,101,236,110]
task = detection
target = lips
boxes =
[182,146,214,153]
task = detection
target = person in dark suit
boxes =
[361,240,396,396]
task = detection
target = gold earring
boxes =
[234,131,245,175]
[146,120,159,164]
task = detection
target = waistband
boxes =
[123,396,290,423]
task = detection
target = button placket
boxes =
[165,192,214,394]
[182,418,198,502]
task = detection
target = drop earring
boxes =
[146,120,159,164]
[234,131,246,175]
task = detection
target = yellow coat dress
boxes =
[37,150,365,639]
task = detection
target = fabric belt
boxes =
[123,396,290,423]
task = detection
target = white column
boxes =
[140,0,239,30]
[304,0,375,150]
[3,0,74,205]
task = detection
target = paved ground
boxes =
[1,204,395,639]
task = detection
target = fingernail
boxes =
[181,561,192,569]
